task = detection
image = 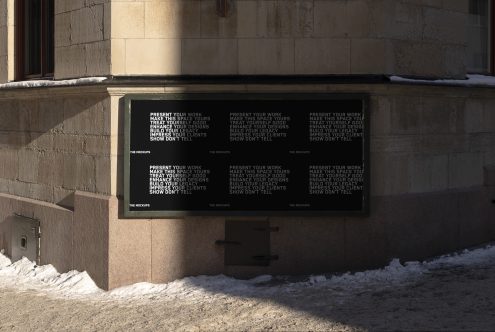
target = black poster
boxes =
[124,94,369,217]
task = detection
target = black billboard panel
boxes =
[124,93,369,217]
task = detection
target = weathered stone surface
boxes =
[86,41,111,77]
[70,5,104,45]
[125,38,181,75]
[295,38,350,74]
[409,154,448,193]
[448,152,484,189]
[63,154,96,191]
[73,191,110,289]
[145,0,200,38]
[484,165,495,186]
[371,152,411,196]
[111,1,144,39]
[351,39,388,74]
[238,38,294,74]
[0,0,479,79]
[0,149,17,180]
[95,156,111,194]
[151,217,223,284]
[182,39,238,74]
[55,44,86,79]
[108,195,152,289]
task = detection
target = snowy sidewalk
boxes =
[1,246,495,331]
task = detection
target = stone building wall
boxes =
[0,0,472,82]
[373,0,467,78]
[0,87,112,207]
[0,0,493,290]
[370,85,495,195]
[101,82,494,287]
[0,80,493,289]
[109,0,469,78]
[2,81,491,209]
[0,0,14,82]
[0,0,111,82]
[54,0,111,79]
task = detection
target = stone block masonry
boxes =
[109,0,470,78]
[0,87,111,206]
[0,80,494,290]
[0,0,475,82]
[54,0,111,79]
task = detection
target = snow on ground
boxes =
[2,245,495,331]
[0,256,102,298]
[0,77,108,89]
[390,74,495,87]
[0,245,494,302]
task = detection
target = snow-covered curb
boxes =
[1,245,495,302]
[390,74,495,87]
[0,77,108,89]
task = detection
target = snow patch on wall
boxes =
[390,74,495,87]
[0,77,108,89]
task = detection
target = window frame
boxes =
[491,1,495,74]
[15,0,54,81]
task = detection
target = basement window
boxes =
[15,0,54,80]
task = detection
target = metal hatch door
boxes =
[10,214,40,264]
[218,219,278,266]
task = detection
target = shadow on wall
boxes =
[0,94,108,207]
[0,93,108,273]
[0,216,13,256]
